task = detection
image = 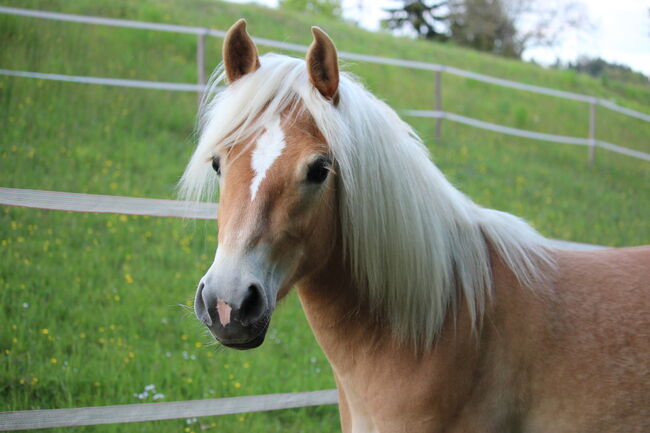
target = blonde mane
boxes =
[179,53,555,346]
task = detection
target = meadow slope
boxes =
[1,1,649,432]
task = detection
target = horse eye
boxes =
[211,157,221,175]
[306,156,331,184]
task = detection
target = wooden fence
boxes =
[1,6,649,163]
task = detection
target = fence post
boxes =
[435,69,442,142]
[197,31,207,106]
[588,100,596,165]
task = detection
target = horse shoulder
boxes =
[502,246,650,432]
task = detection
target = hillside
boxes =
[1,0,648,244]
[0,1,648,432]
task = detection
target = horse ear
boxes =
[223,19,260,84]
[306,27,339,103]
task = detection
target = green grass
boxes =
[0,0,648,432]
[1,208,339,432]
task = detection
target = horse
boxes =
[179,20,650,433]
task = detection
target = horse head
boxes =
[189,20,341,349]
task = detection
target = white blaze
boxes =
[250,118,286,201]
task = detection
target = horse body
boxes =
[299,246,650,432]
[179,20,650,432]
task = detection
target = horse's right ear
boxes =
[306,27,339,103]
[223,19,260,84]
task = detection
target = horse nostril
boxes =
[194,282,212,327]
[238,284,265,325]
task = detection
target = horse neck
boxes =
[296,239,550,420]
[296,241,373,360]
[295,234,482,371]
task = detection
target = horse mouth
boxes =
[221,332,266,350]
[217,319,269,350]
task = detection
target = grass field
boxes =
[1,0,649,432]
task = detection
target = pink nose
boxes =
[217,300,232,326]
[194,281,270,350]
[195,281,267,328]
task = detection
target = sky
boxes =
[225,0,650,76]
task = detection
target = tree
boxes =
[382,1,449,41]
[383,0,591,59]
[448,0,519,57]
[279,0,342,18]
[566,56,649,86]
[504,0,592,54]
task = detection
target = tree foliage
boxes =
[382,1,449,41]
[448,0,519,57]
[383,0,591,59]
[564,56,649,87]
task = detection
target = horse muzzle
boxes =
[194,276,272,350]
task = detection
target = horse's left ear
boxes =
[223,19,261,84]
[306,27,339,103]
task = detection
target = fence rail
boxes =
[2,69,649,161]
[0,390,339,431]
[0,69,205,92]
[0,187,606,251]
[0,187,217,218]
[404,110,650,161]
